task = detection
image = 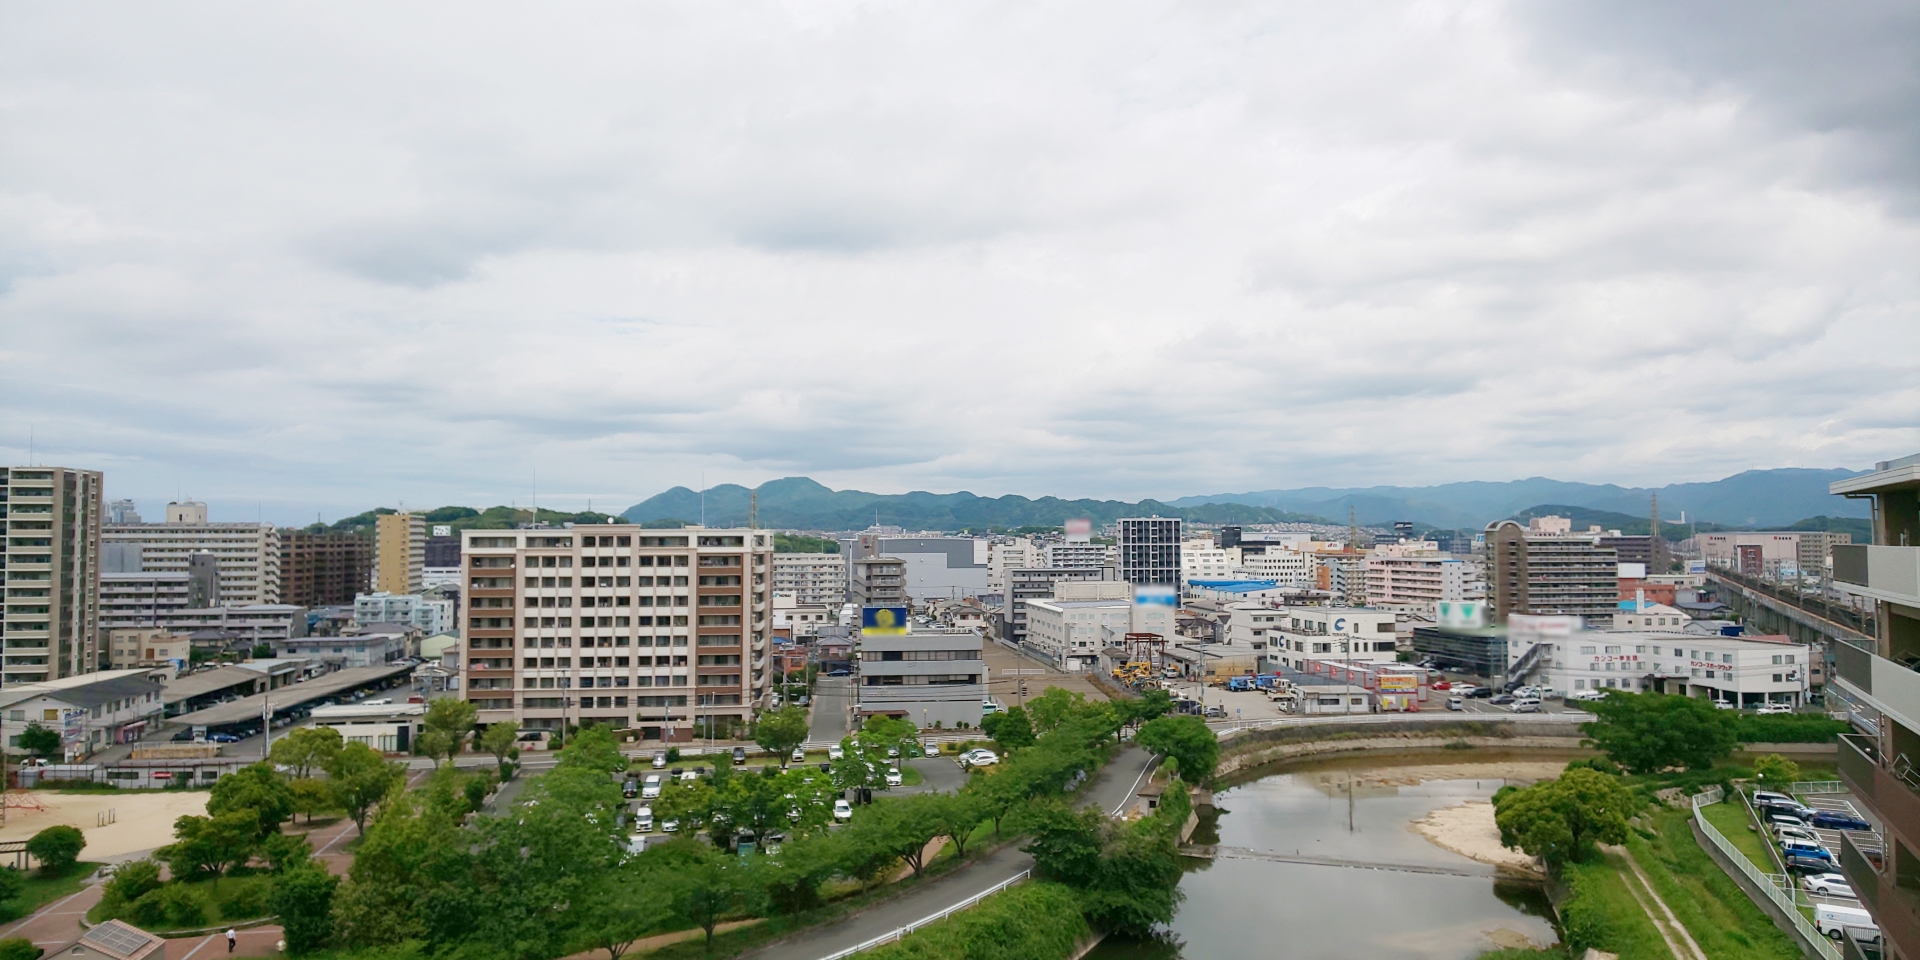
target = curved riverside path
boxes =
[739,745,1157,960]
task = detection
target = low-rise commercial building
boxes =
[1004,566,1123,644]
[104,628,191,673]
[0,669,166,753]
[309,701,427,753]
[1264,608,1401,671]
[855,626,984,729]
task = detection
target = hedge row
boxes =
[1729,714,1848,744]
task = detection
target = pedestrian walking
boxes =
[226,929,237,953]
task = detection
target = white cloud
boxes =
[2,0,1916,523]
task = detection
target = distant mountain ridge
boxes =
[622,468,1868,533]
[1169,468,1867,529]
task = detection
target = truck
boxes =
[1816,904,1878,944]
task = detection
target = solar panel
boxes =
[83,921,155,958]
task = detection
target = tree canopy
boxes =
[1494,766,1635,866]
[1581,692,1736,773]
[1135,715,1219,784]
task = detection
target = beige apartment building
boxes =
[103,502,281,605]
[772,552,846,606]
[460,526,774,741]
[1,466,104,683]
[374,512,426,595]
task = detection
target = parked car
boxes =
[208,733,242,744]
[622,780,639,799]
[1714,699,1737,710]
[1512,700,1541,713]
[1756,703,1795,715]
[679,769,699,783]
[1802,873,1855,898]
[828,744,845,761]
[634,806,654,832]
[1751,790,1795,806]
[1430,680,1451,691]
[1781,839,1833,862]
[662,819,680,833]
[1447,697,1465,711]
[962,748,999,767]
[1810,811,1875,831]
[1467,687,1494,699]
[791,747,807,763]
[1489,694,1516,706]
[652,751,667,769]
[1816,904,1880,944]
[641,774,663,800]
[1757,799,1818,820]
[1785,852,1837,873]
[833,799,853,821]
[1452,684,1477,697]
[885,768,903,787]
[1774,825,1821,844]
[923,740,939,755]
[733,746,747,765]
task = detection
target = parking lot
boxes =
[1744,787,1881,911]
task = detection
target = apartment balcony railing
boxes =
[1840,831,1915,959]
[1835,545,1920,607]
[1834,642,1920,733]
[1839,734,1920,859]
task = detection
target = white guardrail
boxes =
[1691,789,1843,960]
[1790,781,1847,795]
[817,868,1033,960]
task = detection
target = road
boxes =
[809,677,853,745]
[890,757,967,798]
[742,745,1155,960]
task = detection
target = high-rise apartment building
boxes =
[375,513,426,595]
[280,532,375,608]
[1,466,104,683]
[103,503,281,604]
[459,526,773,741]
[1363,553,1478,613]
[773,552,847,606]
[107,500,141,524]
[1827,454,1920,958]
[1484,519,1618,627]
[1118,517,1181,587]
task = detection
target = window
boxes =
[1604,645,1621,654]
[1580,645,1597,655]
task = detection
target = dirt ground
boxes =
[980,639,1109,707]
[1296,758,1570,790]
[0,791,209,860]
[1410,800,1544,877]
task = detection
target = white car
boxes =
[962,749,999,767]
[1453,685,1479,697]
[828,744,845,761]
[679,769,699,783]
[833,799,853,821]
[885,768,903,787]
[1756,703,1795,715]
[662,819,680,833]
[634,806,654,832]
[641,774,663,800]
[791,747,807,762]
[1803,873,1855,899]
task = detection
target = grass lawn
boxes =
[1562,853,1672,960]
[1628,808,1800,960]
[1700,801,1781,874]
[0,862,103,921]
[899,765,925,787]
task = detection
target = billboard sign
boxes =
[61,708,85,744]
[1065,518,1092,537]
[1436,601,1486,629]
[1133,586,1179,608]
[862,606,909,635]
[433,525,453,537]
[1377,674,1418,693]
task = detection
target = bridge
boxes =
[1179,844,1501,879]
[1706,569,1873,646]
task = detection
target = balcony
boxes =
[1835,545,1920,607]
[1841,832,1920,959]
[1840,733,1920,855]
[1834,643,1920,736]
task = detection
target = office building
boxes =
[985,539,1039,594]
[374,513,426,595]
[1004,565,1121,645]
[850,555,908,607]
[1484,518,1619,627]
[1043,538,1108,570]
[869,538,988,602]
[1118,517,1181,587]
[855,625,984,728]
[107,500,141,524]
[773,552,847,607]
[1262,608,1401,671]
[1181,539,1241,581]
[1364,553,1478,613]
[1696,531,1852,578]
[1235,548,1313,587]
[458,526,774,741]
[354,591,453,636]
[1507,629,1809,703]
[1025,598,1131,671]
[423,528,461,588]
[280,531,374,608]
[1,466,104,683]
[1596,534,1670,574]
[1825,454,1920,957]
[103,505,281,605]
[104,627,191,672]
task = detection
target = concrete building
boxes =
[309,700,427,752]
[1026,598,1130,671]
[1263,608,1401,671]
[104,628,191,673]
[773,552,847,606]
[375,513,426,595]
[1004,565,1122,645]
[855,626,984,729]
[1364,553,1478,613]
[275,624,410,668]
[354,591,453,636]
[103,508,280,605]
[1611,600,1692,632]
[1043,539,1108,571]
[1696,531,1852,578]
[0,669,166,753]
[148,604,308,645]
[1118,517,1181,588]
[1234,548,1313,588]
[1509,630,1810,703]
[97,570,212,633]
[106,500,142,525]
[1818,454,1920,958]
[862,538,988,602]
[1484,518,1619,627]
[281,531,374,608]
[984,538,1039,595]
[1185,580,1294,603]
[458,526,773,741]
[850,555,908,608]
[1181,540,1241,581]
[1,466,104,684]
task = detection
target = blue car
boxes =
[1809,811,1874,831]
[207,733,242,744]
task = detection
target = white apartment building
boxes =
[773,552,847,606]
[1516,631,1810,706]
[1235,548,1313,587]
[1263,608,1401,670]
[1363,553,1478,613]
[1026,598,1131,672]
[354,592,453,636]
[1182,540,1242,581]
[154,604,308,643]
[104,505,281,605]
[1611,601,1693,632]
[460,526,774,741]
[1043,539,1108,570]
[985,539,1039,594]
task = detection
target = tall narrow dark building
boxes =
[280,532,374,608]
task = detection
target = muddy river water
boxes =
[1087,750,1582,960]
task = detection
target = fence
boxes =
[1691,790,1842,960]
[1792,781,1848,796]
[818,869,1032,960]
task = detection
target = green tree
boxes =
[1754,753,1801,786]
[1082,817,1185,936]
[0,939,38,960]
[855,795,947,880]
[25,825,84,875]
[160,812,256,885]
[1026,688,1088,733]
[570,865,679,960]
[423,698,479,764]
[15,723,60,761]
[1020,801,1105,887]
[261,832,313,873]
[251,643,274,659]
[207,761,295,841]
[270,726,343,779]
[0,866,24,906]
[1494,767,1636,867]
[1135,715,1219,784]
[326,742,406,835]
[269,865,339,955]
[288,777,334,823]
[1582,692,1736,773]
[1122,689,1174,726]
[478,722,520,776]
[754,707,810,768]
[982,706,1035,750]
[100,859,159,908]
[675,857,752,951]
[556,724,627,774]
[929,791,987,860]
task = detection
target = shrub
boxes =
[0,937,40,960]
[102,860,162,907]
[0,867,22,906]
[220,884,270,920]
[25,826,85,874]
[131,885,205,928]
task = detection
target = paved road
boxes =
[808,678,853,745]
[742,745,1155,960]
[890,757,967,798]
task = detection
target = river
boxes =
[1087,750,1577,960]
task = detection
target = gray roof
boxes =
[0,674,162,711]
[161,665,268,704]
[167,663,416,728]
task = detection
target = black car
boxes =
[732,746,747,765]
[622,780,638,799]
[1758,800,1818,821]
[1467,687,1494,699]
[1810,811,1874,831]
[1783,853,1835,873]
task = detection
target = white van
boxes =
[634,806,654,832]
[1512,697,1542,713]
[1816,904,1879,943]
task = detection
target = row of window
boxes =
[526,675,695,689]
[863,674,981,685]
[1573,643,1796,665]
[509,615,692,628]
[874,650,981,661]
[522,655,690,668]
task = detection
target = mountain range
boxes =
[621,468,1869,533]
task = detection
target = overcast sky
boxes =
[4,1,1917,524]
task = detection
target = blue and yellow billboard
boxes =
[862,605,910,635]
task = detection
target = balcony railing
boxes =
[1835,545,1920,605]
[1834,643,1920,732]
